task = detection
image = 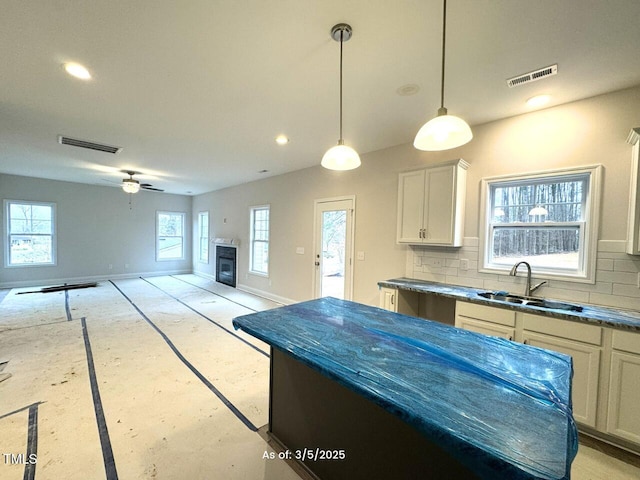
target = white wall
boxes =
[193,84,640,308]
[1,174,192,288]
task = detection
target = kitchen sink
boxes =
[477,292,583,312]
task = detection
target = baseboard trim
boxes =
[0,269,193,290]
[236,283,297,306]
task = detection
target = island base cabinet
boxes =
[269,348,481,480]
[606,330,640,444]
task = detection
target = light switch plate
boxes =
[296,247,305,255]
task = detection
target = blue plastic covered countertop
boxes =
[233,297,578,480]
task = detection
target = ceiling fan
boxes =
[121,170,164,193]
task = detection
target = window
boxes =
[480,165,602,282]
[5,200,56,266]
[157,211,185,260]
[198,211,209,263]
[250,205,269,275]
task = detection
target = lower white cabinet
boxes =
[522,330,601,428]
[379,287,398,312]
[522,313,602,428]
[606,330,640,444]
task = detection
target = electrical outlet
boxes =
[431,258,443,268]
[460,258,469,271]
[357,251,365,261]
[414,256,422,266]
[108,264,113,270]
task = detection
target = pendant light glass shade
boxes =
[321,142,361,170]
[414,0,472,151]
[414,107,473,151]
[323,24,360,171]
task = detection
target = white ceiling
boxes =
[2,0,640,195]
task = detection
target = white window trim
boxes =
[4,199,57,268]
[249,204,270,277]
[156,211,186,261]
[198,211,209,264]
[478,164,602,284]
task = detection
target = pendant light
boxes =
[322,23,361,171]
[414,0,472,151]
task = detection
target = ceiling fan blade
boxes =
[141,185,164,192]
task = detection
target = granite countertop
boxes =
[233,297,577,480]
[378,277,640,331]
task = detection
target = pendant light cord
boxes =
[339,28,344,143]
[440,0,447,110]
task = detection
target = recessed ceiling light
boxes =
[63,62,91,80]
[275,135,289,145]
[526,94,551,108]
[396,84,420,96]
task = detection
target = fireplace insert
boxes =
[216,246,236,287]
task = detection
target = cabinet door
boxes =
[397,170,425,243]
[379,287,398,312]
[606,351,640,444]
[456,316,515,341]
[523,331,600,428]
[424,165,454,244]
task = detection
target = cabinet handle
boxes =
[391,294,395,305]
[508,336,513,341]
[523,339,528,345]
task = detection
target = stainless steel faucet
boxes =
[509,261,547,297]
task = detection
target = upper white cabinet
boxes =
[626,128,640,254]
[397,159,468,246]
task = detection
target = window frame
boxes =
[156,211,186,261]
[479,165,602,283]
[198,211,209,264]
[249,205,270,277]
[4,199,57,267]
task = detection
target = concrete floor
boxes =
[0,274,639,479]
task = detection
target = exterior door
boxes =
[314,197,354,300]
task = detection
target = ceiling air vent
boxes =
[507,64,558,88]
[57,135,122,154]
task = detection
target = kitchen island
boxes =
[233,297,578,480]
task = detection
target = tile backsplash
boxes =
[407,239,640,311]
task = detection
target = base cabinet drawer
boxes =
[456,317,515,341]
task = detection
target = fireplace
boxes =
[216,245,237,287]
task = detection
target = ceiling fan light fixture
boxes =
[414,0,472,152]
[122,178,140,194]
[322,23,360,171]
